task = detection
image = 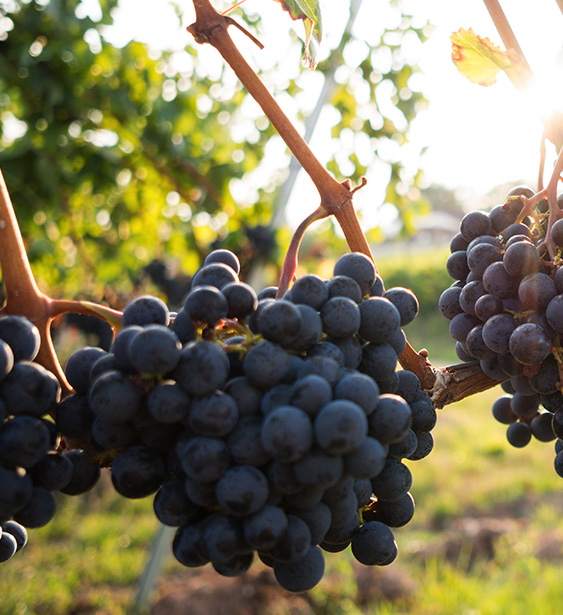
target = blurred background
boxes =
[1,1,563,613]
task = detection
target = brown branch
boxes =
[187,0,374,261]
[431,362,503,409]
[482,0,534,90]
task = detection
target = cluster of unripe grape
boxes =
[440,185,563,475]
[0,247,437,592]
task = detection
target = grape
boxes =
[243,341,291,389]
[179,436,231,484]
[530,413,556,442]
[197,514,242,563]
[173,523,208,568]
[2,521,27,552]
[368,394,412,444]
[334,372,379,416]
[184,285,228,326]
[122,295,169,327]
[290,274,329,310]
[88,370,142,423]
[204,249,240,274]
[408,431,434,460]
[450,232,469,252]
[111,445,166,499]
[261,406,313,462]
[221,282,258,320]
[129,325,182,375]
[293,446,343,489]
[0,532,17,562]
[383,287,419,326]
[446,251,469,281]
[29,452,73,491]
[449,312,479,343]
[466,242,501,277]
[474,293,503,321]
[518,273,557,311]
[172,308,197,344]
[344,436,387,479]
[359,343,398,384]
[285,304,323,352]
[274,545,325,591]
[320,296,360,339]
[492,396,517,424]
[188,391,239,438]
[506,421,532,447]
[502,222,532,242]
[327,275,362,303]
[367,491,415,527]
[213,553,254,577]
[0,467,33,520]
[0,315,41,362]
[0,416,51,469]
[111,326,143,371]
[504,241,540,278]
[0,339,13,382]
[175,341,230,396]
[481,313,517,354]
[509,323,552,365]
[216,465,269,516]
[314,400,367,455]
[243,504,288,550]
[460,210,492,241]
[482,262,517,299]
[289,374,333,417]
[64,346,107,394]
[14,486,56,528]
[546,294,563,333]
[226,416,270,467]
[192,263,239,290]
[287,502,332,546]
[269,514,312,563]
[439,285,463,319]
[333,252,376,294]
[371,459,412,501]
[459,281,486,316]
[0,361,61,418]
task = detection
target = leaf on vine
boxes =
[451,27,524,88]
[272,0,322,69]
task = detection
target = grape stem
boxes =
[276,206,329,298]
[0,167,122,391]
[517,145,563,259]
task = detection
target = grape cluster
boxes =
[1,249,436,591]
[0,315,101,563]
[440,185,563,473]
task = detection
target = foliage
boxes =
[0,0,429,303]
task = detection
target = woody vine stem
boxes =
[1,0,554,409]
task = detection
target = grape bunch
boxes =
[0,315,101,563]
[1,248,436,592]
[439,185,563,474]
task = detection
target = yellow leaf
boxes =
[451,27,524,88]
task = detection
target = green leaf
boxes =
[451,27,524,88]
[273,0,322,68]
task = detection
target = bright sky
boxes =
[103,0,563,227]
